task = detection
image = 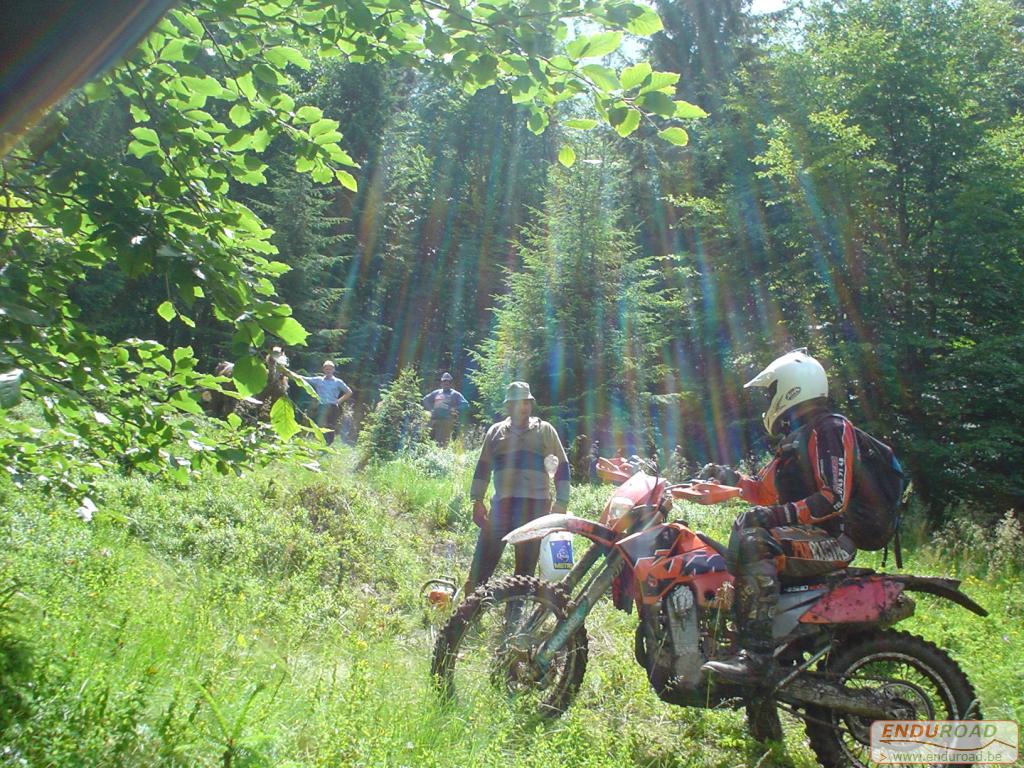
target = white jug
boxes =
[539,531,574,582]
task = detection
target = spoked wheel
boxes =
[804,631,980,768]
[430,575,588,720]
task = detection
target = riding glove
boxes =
[733,505,794,530]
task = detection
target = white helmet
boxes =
[744,349,828,434]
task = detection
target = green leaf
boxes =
[527,109,549,135]
[237,72,257,100]
[626,7,663,36]
[309,118,340,138]
[470,54,498,85]
[173,346,194,365]
[581,64,620,92]
[252,64,280,85]
[296,105,323,123]
[182,76,223,97]
[641,91,676,117]
[312,130,342,147]
[160,38,190,63]
[658,126,689,146]
[226,413,242,429]
[335,170,358,191]
[232,355,268,398]
[228,104,252,127]
[262,316,309,345]
[566,31,622,60]
[83,81,112,102]
[673,100,708,119]
[564,118,598,130]
[130,127,160,146]
[224,129,253,150]
[620,62,652,91]
[265,46,310,70]
[558,145,576,167]
[347,0,375,30]
[170,391,204,414]
[613,108,641,137]
[156,301,176,322]
[639,71,680,94]
[270,398,301,441]
[173,10,203,37]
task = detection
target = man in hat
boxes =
[422,372,469,446]
[464,381,571,594]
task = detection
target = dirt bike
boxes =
[431,457,988,768]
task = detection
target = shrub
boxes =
[356,368,430,466]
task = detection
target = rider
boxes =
[700,350,859,685]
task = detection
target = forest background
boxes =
[5,0,1022,526]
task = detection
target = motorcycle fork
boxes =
[560,541,606,594]
[531,551,623,674]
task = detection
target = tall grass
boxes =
[0,448,1019,767]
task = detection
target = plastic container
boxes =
[538,532,574,582]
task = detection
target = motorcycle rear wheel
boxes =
[804,630,980,768]
[430,575,589,720]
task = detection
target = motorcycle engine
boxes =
[637,584,707,700]
[664,585,705,682]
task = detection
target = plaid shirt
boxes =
[471,417,570,504]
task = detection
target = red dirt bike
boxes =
[431,457,987,767]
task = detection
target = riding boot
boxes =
[702,559,780,686]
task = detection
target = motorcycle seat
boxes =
[780,566,876,589]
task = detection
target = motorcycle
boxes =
[431,457,987,767]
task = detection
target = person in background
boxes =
[302,360,352,446]
[422,371,469,446]
[464,381,570,595]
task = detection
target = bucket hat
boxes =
[504,381,535,403]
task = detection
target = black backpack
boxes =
[846,425,906,552]
[795,413,905,553]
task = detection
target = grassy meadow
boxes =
[0,444,1021,767]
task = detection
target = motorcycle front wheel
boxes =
[430,575,588,720]
[804,630,980,768]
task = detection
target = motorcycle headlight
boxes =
[605,496,635,524]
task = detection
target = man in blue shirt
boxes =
[302,360,352,445]
[422,372,468,446]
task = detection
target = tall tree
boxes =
[473,136,680,451]
[750,0,1024,517]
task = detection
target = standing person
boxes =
[699,350,859,685]
[464,381,570,595]
[422,372,469,446]
[302,360,352,446]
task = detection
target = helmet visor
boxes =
[749,379,779,434]
[749,379,778,410]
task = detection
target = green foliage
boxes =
[472,136,681,443]
[356,368,430,465]
[0,0,688,492]
[642,0,1024,519]
[0,453,1020,765]
[0,578,32,733]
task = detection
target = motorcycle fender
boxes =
[502,513,616,547]
[888,575,988,617]
[799,576,905,625]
